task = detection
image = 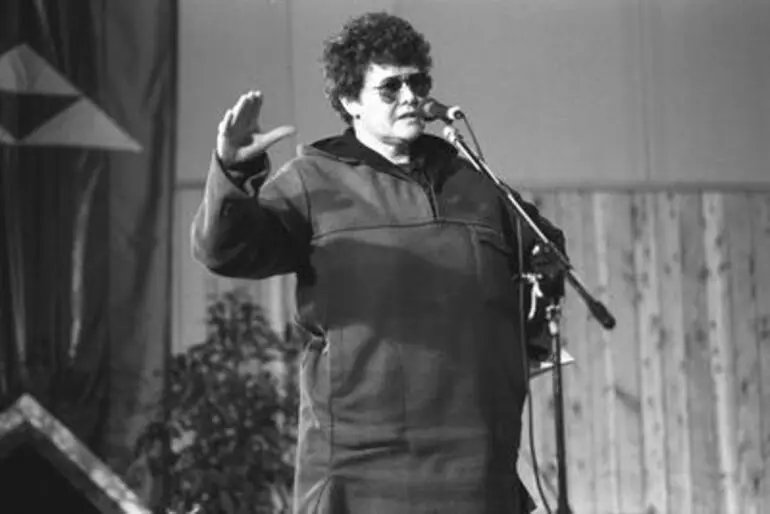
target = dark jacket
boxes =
[192,130,564,513]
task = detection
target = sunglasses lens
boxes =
[377,73,432,103]
[379,78,403,102]
[407,74,432,97]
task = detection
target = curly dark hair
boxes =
[322,12,433,124]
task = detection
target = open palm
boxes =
[216,91,295,166]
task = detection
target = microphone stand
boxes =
[440,122,616,514]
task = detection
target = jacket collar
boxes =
[302,128,458,183]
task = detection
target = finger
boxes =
[229,93,253,125]
[233,93,250,113]
[218,109,234,134]
[260,125,296,148]
[238,91,263,131]
[231,92,262,134]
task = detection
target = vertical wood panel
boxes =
[593,193,621,513]
[657,192,692,514]
[633,194,668,513]
[603,193,644,512]
[579,192,605,513]
[725,193,764,513]
[560,191,598,513]
[752,195,770,511]
[679,193,721,514]
[703,193,740,514]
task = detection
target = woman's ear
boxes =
[340,96,361,120]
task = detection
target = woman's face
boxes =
[343,63,432,147]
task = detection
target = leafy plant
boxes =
[132,290,301,514]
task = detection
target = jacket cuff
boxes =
[217,152,270,189]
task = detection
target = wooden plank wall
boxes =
[521,190,770,514]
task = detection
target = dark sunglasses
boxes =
[374,72,432,103]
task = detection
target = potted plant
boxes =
[131,290,301,513]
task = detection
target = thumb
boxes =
[261,125,296,148]
[238,124,296,162]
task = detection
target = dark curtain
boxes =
[0,0,176,482]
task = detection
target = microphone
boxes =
[420,98,465,122]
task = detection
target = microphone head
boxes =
[420,98,464,122]
[445,104,465,120]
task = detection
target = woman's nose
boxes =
[399,83,419,104]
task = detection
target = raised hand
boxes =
[216,91,296,167]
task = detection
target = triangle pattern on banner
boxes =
[0,44,142,152]
[23,97,142,152]
[0,44,79,95]
[0,124,17,143]
[0,90,81,140]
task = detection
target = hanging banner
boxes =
[0,0,176,492]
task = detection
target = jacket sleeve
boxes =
[191,151,312,279]
[499,184,568,362]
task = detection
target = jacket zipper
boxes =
[409,168,438,219]
[390,161,438,219]
[423,183,438,218]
